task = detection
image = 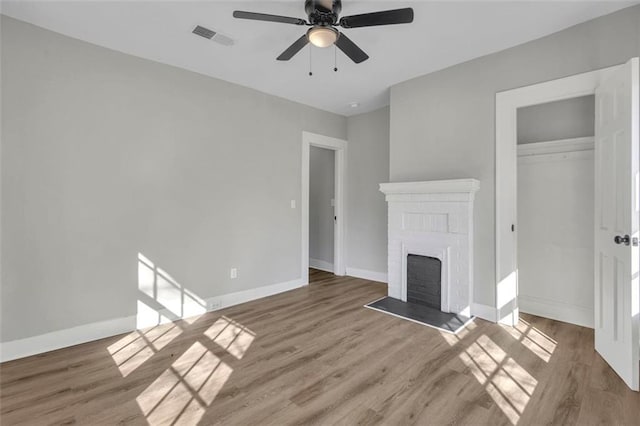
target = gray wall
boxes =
[390,5,640,307]
[517,95,595,144]
[1,16,347,342]
[309,146,335,266]
[346,107,390,274]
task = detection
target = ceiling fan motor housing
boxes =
[305,0,342,26]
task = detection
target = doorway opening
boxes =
[301,131,347,285]
[516,96,595,328]
[495,64,619,326]
[309,146,336,275]
[495,59,639,391]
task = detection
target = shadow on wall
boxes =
[136,252,207,329]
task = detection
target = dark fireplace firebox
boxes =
[407,254,441,310]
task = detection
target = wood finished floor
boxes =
[1,269,639,425]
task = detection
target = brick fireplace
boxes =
[379,179,480,317]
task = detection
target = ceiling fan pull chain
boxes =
[334,45,338,72]
[309,46,313,76]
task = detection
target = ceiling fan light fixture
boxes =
[307,26,338,48]
[234,2,414,63]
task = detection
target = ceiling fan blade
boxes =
[335,32,369,64]
[233,11,307,25]
[277,35,310,61]
[339,8,414,29]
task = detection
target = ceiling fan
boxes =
[233,0,414,64]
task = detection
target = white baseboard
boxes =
[346,267,387,283]
[0,278,305,363]
[518,294,593,328]
[206,278,305,312]
[497,298,520,326]
[471,302,497,322]
[469,297,593,328]
[0,315,137,363]
[309,258,334,273]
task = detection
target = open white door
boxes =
[594,57,639,391]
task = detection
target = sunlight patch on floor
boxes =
[458,334,538,425]
[106,251,259,421]
[502,318,557,362]
[438,321,476,345]
[441,332,460,346]
[205,316,256,360]
[136,341,233,425]
[108,323,184,377]
[116,310,256,422]
[439,316,559,423]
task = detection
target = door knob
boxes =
[614,234,631,245]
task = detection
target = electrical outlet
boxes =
[208,300,221,311]
[230,268,238,279]
[290,200,296,209]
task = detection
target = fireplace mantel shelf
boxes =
[379,179,480,196]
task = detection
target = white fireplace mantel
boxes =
[379,179,480,196]
[379,179,480,316]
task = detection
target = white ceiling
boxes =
[2,1,637,116]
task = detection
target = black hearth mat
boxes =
[365,297,474,334]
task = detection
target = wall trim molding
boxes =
[471,302,497,323]
[518,294,593,329]
[517,136,594,157]
[206,278,305,313]
[379,179,480,196]
[309,258,334,273]
[346,267,387,283]
[0,278,305,363]
[0,316,137,363]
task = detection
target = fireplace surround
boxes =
[379,179,480,317]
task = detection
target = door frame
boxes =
[301,131,347,284]
[495,64,621,325]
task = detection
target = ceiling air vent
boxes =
[192,25,234,46]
